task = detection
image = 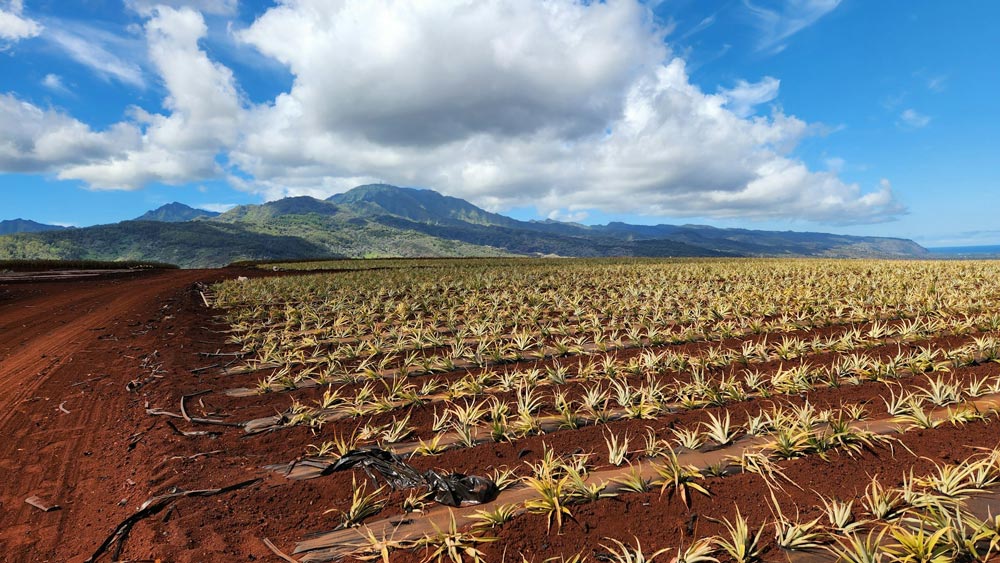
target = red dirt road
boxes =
[0,270,242,562]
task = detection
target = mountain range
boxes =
[0,184,929,268]
[0,219,69,235]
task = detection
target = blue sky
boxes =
[0,0,996,247]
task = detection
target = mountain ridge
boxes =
[135,202,220,222]
[0,184,929,267]
[0,219,68,235]
[328,184,520,228]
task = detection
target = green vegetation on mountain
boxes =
[215,198,514,260]
[134,202,220,222]
[0,221,335,268]
[370,215,730,257]
[328,184,519,227]
[0,219,67,235]
[0,184,929,268]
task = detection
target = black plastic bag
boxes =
[324,448,499,507]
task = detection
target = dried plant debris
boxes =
[24,495,60,512]
[85,478,261,563]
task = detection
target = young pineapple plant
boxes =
[818,494,865,534]
[417,511,496,563]
[325,476,387,529]
[652,448,710,507]
[599,537,672,563]
[523,472,573,534]
[701,411,740,447]
[605,430,631,466]
[714,507,765,563]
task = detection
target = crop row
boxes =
[195,259,1000,562]
[213,260,1000,376]
[294,392,1000,562]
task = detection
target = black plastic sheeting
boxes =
[323,448,499,507]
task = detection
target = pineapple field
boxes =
[5,258,1000,562]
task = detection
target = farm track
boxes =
[0,269,264,562]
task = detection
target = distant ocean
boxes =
[927,245,1000,257]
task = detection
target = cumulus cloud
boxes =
[231,0,900,224]
[0,0,41,45]
[0,93,140,173]
[239,0,665,146]
[1,0,903,224]
[58,6,243,188]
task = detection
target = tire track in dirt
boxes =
[0,274,183,429]
[0,283,126,369]
[0,270,231,561]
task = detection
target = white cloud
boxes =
[196,202,238,213]
[44,21,145,87]
[680,14,717,40]
[547,209,590,223]
[718,76,780,117]
[58,6,243,188]
[913,69,947,93]
[125,0,238,16]
[926,75,947,92]
[1,0,904,225]
[40,73,69,94]
[239,0,665,146]
[0,0,41,45]
[744,0,841,53]
[0,93,140,173]
[898,108,930,129]
[230,1,900,224]
[824,156,844,172]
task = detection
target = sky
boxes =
[0,0,996,247]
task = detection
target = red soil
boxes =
[0,269,267,562]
